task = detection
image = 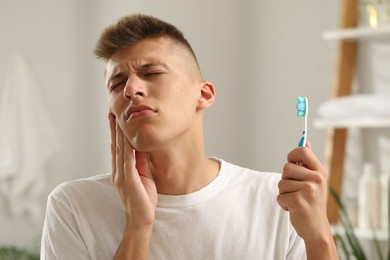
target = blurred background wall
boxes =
[0,0,338,246]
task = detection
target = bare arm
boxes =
[277,142,339,260]
[109,114,157,259]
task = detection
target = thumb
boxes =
[305,140,312,150]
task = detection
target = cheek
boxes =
[108,94,124,117]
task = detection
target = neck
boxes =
[149,147,220,195]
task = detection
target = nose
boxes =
[123,76,145,100]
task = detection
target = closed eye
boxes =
[110,82,126,92]
[144,71,163,77]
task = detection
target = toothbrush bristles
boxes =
[296,96,307,116]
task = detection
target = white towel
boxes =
[0,54,60,219]
[317,94,390,119]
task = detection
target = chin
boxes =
[129,133,161,152]
[126,125,178,152]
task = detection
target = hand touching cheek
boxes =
[109,113,157,227]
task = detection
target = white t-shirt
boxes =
[41,159,306,259]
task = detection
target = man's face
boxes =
[105,37,203,151]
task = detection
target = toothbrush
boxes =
[296,96,308,147]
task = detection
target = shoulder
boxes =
[48,173,114,206]
[221,159,281,187]
[215,159,282,202]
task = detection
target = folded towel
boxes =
[0,54,60,219]
[317,94,390,119]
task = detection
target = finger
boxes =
[278,177,321,199]
[278,179,303,194]
[287,146,321,171]
[135,151,153,180]
[282,162,312,180]
[123,132,136,178]
[283,162,326,184]
[277,192,307,214]
[109,114,117,183]
[277,193,290,211]
[116,122,125,184]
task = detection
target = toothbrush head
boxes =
[296,96,308,117]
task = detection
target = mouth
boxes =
[125,105,156,121]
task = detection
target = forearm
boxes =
[304,230,339,260]
[113,224,153,260]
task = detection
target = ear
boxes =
[197,81,215,110]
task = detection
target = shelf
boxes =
[313,117,390,129]
[331,225,389,241]
[322,24,390,41]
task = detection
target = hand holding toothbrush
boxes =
[278,142,337,259]
[277,97,339,260]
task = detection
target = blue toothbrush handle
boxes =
[298,130,306,147]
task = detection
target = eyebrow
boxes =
[139,61,169,70]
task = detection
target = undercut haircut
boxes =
[94,13,199,68]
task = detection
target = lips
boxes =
[125,105,156,120]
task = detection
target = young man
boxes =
[41,14,338,259]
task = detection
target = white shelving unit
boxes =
[320,0,390,232]
[320,4,389,259]
[320,14,390,250]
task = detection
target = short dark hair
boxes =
[94,13,198,65]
